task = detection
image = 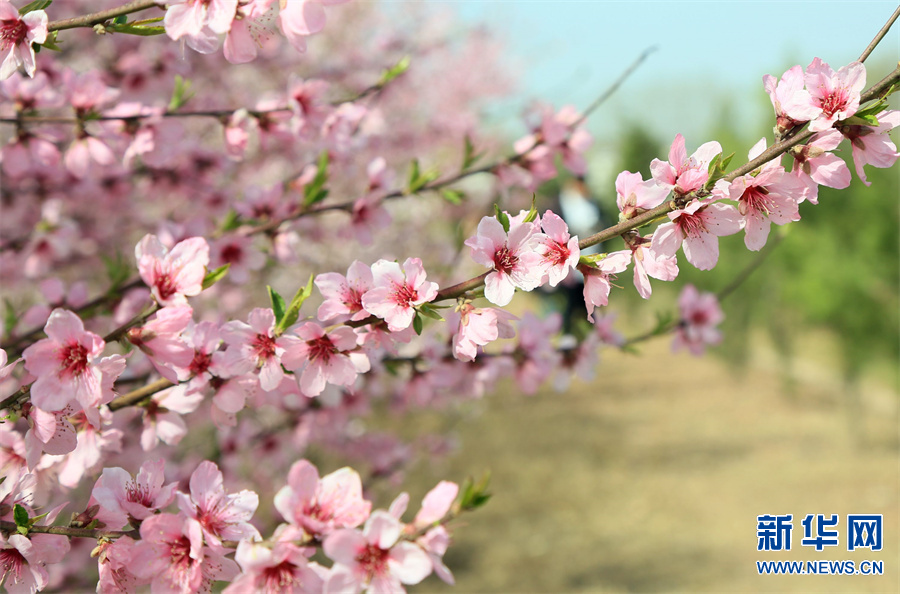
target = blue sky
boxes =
[447,1,899,149]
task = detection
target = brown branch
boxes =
[859,5,900,63]
[0,521,139,540]
[48,0,161,32]
[108,377,173,411]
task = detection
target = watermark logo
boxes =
[801,514,839,551]
[847,515,882,552]
[757,514,793,551]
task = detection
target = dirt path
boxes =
[393,338,899,593]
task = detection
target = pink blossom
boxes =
[278,0,348,54]
[450,302,517,362]
[508,312,561,394]
[650,199,742,270]
[223,109,255,161]
[650,134,722,196]
[413,481,457,527]
[210,234,266,284]
[127,306,194,383]
[1,131,60,178]
[140,384,204,450]
[805,58,866,132]
[672,285,724,356]
[323,510,432,594]
[53,411,124,489]
[713,138,803,250]
[91,459,178,529]
[0,2,47,80]
[63,135,115,179]
[789,129,852,204]
[135,234,210,306]
[131,512,239,593]
[282,322,368,397]
[362,258,439,332]
[274,459,371,537]
[615,170,670,219]
[536,210,580,286]
[578,250,631,323]
[22,404,77,470]
[464,215,544,307]
[163,0,238,41]
[0,532,69,594]
[96,536,144,594]
[220,308,295,392]
[763,65,821,135]
[839,110,900,186]
[223,0,277,64]
[176,460,260,549]
[625,235,679,299]
[315,260,374,322]
[225,540,326,594]
[22,309,126,423]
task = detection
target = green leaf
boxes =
[303,152,330,207]
[494,204,510,233]
[459,472,492,511]
[463,135,484,169]
[441,189,464,205]
[412,312,423,336]
[418,304,444,321]
[522,194,538,223]
[38,30,61,51]
[3,299,17,339]
[18,0,51,14]
[201,264,230,290]
[407,159,439,194]
[113,15,128,24]
[268,286,287,327]
[102,251,131,289]
[277,275,315,334]
[13,504,29,530]
[106,23,166,36]
[219,209,242,233]
[379,55,410,86]
[167,76,194,112]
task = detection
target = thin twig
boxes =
[48,0,161,32]
[859,5,900,63]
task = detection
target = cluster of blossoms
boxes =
[0,457,463,593]
[0,0,897,590]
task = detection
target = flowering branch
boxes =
[47,0,161,32]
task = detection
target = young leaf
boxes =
[167,76,194,112]
[202,264,230,290]
[418,304,444,321]
[441,189,464,205]
[3,298,17,338]
[303,152,330,207]
[379,55,410,86]
[219,209,242,232]
[494,204,510,233]
[268,286,287,327]
[277,275,315,334]
[412,312,423,335]
[106,23,166,36]
[13,504,29,534]
[522,194,539,223]
[18,0,51,14]
[407,159,439,194]
[463,135,484,169]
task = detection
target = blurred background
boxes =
[363,2,900,592]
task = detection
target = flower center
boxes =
[676,211,707,238]
[58,342,89,378]
[189,350,212,375]
[740,185,772,215]
[307,335,336,363]
[220,244,243,264]
[0,19,27,50]
[125,479,153,507]
[251,333,277,361]
[820,88,849,118]
[391,281,417,307]
[546,241,570,266]
[262,561,303,592]
[492,246,518,274]
[155,272,178,301]
[0,547,27,583]
[356,543,390,579]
